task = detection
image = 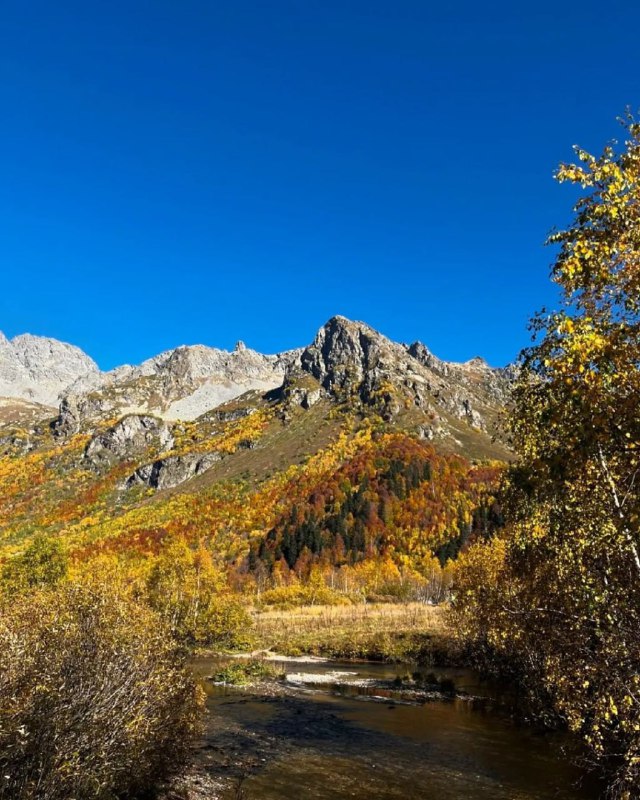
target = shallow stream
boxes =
[191,656,601,799]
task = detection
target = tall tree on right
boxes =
[454,114,640,797]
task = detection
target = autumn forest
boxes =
[1,117,640,799]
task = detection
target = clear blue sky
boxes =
[1,1,637,369]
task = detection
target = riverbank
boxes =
[248,601,454,663]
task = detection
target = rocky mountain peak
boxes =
[292,316,512,442]
[299,316,394,393]
[465,356,490,369]
[406,341,449,376]
[0,331,98,407]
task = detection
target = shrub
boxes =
[0,583,203,800]
[210,658,284,686]
[258,582,350,609]
[0,533,68,594]
[146,537,252,648]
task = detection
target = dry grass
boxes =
[251,602,452,663]
[255,601,446,637]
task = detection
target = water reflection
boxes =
[191,657,600,800]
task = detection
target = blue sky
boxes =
[1,1,638,369]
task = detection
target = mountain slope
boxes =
[0,316,511,581]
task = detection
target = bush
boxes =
[0,583,203,800]
[210,658,284,686]
[258,582,351,609]
[146,537,252,648]
[1,533,68,594]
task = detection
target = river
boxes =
[191,656,601,800]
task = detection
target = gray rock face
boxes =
[3,318,512,450]
[197,405,259,425]
[126,450,222,491]
[301,316,376,393]
[0,331,98,407]
[59,344,303,429]
[298,316,431,411]
[296,316,512,434]
[299,316,411,412]
[406,341,450,377]
[84,415,174,469]
[407,340,513,419]
[293,386,322,409]
[279,369,324,411]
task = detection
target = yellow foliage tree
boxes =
[146,537,251,647]
[453,114,640,796]
[0,581,202,800]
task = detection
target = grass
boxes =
[209,658,285,686]
[251,602,454,664]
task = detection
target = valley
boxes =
[0,315,517,798]
[4,7,638,797]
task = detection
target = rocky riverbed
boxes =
[164,655,601,800]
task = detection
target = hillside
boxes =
[0,316,511,586]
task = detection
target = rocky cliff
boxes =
[0,317,513,460]
[55,342,302,434]
[291,316,510,442]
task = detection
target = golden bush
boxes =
[0,582,203,800]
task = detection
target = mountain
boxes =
[55,342,302,435]
[290,316,511,452]
[0,317,514,459]
[0,318,511,457]
[0,331,98,407]
[0,316,511,577]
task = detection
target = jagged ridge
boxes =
[0,317,513,460]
